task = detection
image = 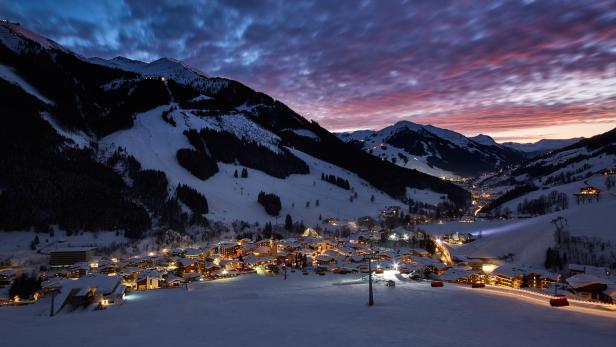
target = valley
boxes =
[0,16,615,346]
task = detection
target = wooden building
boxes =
[574,185,601,203]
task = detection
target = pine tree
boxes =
[284,214,293,232]
[544,248,553,269]
[370,194,375,203]
[241,168,248,178]
[234,169,238,178]
[263,222,273,238]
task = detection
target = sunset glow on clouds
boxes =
[3,0,615,142]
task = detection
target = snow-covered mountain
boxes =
[0,22,470,238]
[478,127,616,215]
[502,138,584,155]
[338,121,525,178]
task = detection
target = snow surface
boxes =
[39,112,90,147]
[0,64,53,104]
[100,105,402,225]
[421,193,616,267]
[406,187,448,205]
[1,273,614,347]
[338,125,459,178]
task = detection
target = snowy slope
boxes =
[1,274,614,347]
[422,194,616,268]
[481,128,616,197]
[0,64,53,104]
[503,138,584,154]
[100,105,401,225]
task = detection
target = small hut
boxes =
[574,184,601,204]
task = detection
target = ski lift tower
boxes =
[364,246,377,306]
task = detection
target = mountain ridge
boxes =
[338,121,526,178]
[0,21,470,238]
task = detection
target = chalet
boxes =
[493,266,526,288]
[68,262,91,278]
[345,255,365,263]
[164,274,185,288]
[524,269,559,288]
[219,259,243,271]
[179,258,202,274]
[566,274,610,301]
[204,262,221,276]
[50,247,96,268]
[574,185,601,203]
[437,268,482,284]
[53,275,124,314]
[239,243,255,256]
[602,168,616,176]
[184,248,205,259]
[254,245,275,257]
[380,206,401,218]
[99,263,119,276]
[127,256,154,268]
[413,257,448,275]
[41,277,63,294]
[136,271,164,290]
[314,254,337,266]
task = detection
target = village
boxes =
[1,169,615,313]
[1,209,615,315]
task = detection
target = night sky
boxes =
[2,0,615,142]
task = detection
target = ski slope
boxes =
[100,106,402,225]
[1,273,614,347]
[421,193,616,267]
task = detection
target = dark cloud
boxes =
[1,0,615,140]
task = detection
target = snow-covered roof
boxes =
[566,274,608,289]
[438,268,480,281]
[179,258,200,267]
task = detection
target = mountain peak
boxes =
[470,134,498,146]
[0,20,70,54]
